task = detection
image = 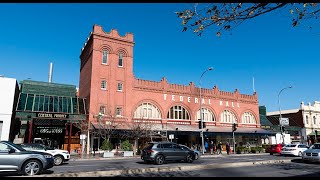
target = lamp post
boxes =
[199,67,213,155]
[278,86,293,144]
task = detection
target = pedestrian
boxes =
[204,141,208,153]
[217,142,222,154]
[213,143,216,154]
[226,142,230,155]
[209,141,214,155]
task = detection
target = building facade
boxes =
[79,25,274,151]
[267,101,320,145]
[0,76,20,141]
[15,80,88,153]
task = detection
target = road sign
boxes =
[280,118,289,126]
[80,134,87,140]
[169,134,174,140]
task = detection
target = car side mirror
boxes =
[8,149,15,154]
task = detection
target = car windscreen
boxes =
[310,144,320,149]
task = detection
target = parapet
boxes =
[92,24,134,42]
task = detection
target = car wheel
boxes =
[22,159,43,176]
[186,154,194,163]
[298,151,302,157]
[54,155,64,166]
[155,155,164,165]
[195,153,199,160]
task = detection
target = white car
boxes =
[18,143,70,166]
[280,144,308,157]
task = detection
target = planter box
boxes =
[103,151,114,158]
[122,151,134,157]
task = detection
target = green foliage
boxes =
[100,139,113,151]
[121,140,133,151]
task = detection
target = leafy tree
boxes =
[176,3,320,37]
[120,140,133,151]
[100,139,113,151]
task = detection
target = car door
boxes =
[162,143,174,160]
[172,144,186,160]
[0,142,20,171]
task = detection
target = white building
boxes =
[267,101,320,145]
[0,76,19,141]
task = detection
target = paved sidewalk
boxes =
[70,152,270,161]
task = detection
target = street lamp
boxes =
[199,67,213,155]
[278,86,293,144]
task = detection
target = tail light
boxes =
[146,149,154,153]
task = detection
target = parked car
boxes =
[18,143,70,166]
[280,144,308,156]
[270,144,285,155]
[179,144,201,160]
[302,143,320,162]
[0,141,54,176]
[141,142,195,165]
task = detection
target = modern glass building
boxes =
[15,80,88,153]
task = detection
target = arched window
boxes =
[102,50,108,64]
[167,105,190,120]
[241,112,256,124]
[306,115,309,124]
[134,103,161,119]
[196,108,215,122]
[313,116,316,125]
[220,110,237,123]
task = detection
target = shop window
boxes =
[313,116,316,125]
[306,115,309,124]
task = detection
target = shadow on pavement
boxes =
[291,159,320,164]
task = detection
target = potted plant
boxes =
[236,146,243,154]
[121,140,133,157]
[101,139,114,158]
[251,147,257,153]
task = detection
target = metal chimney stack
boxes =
[48,62,53,83]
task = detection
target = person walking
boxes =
[226,142,230,155]
[217,142,222,155]
[204,141,208,153]
[209,141,214,155]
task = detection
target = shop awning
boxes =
[308,131,318,136]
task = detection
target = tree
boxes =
[176,3,320,37]
[93,109,124,144]
[126,120,155,155]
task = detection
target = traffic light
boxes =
[232,123,237,132]
[198,121,206,129]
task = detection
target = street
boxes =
[2,153,320,177]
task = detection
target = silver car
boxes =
[302,143,320,162]
[0,141,54,175]
[141,142,195,165]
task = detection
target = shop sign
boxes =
[37,127,64,134]
[36,113,69,119]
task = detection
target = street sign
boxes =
[169,134,174,140]
[280,118,289,126]
[80,134,87,140]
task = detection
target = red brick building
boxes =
[79,24,273,151]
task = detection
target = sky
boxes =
[0,3,319,112]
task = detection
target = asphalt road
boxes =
[2,154,319,177]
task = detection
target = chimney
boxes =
[48,62,53,83]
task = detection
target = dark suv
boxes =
[141,142,195,165]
